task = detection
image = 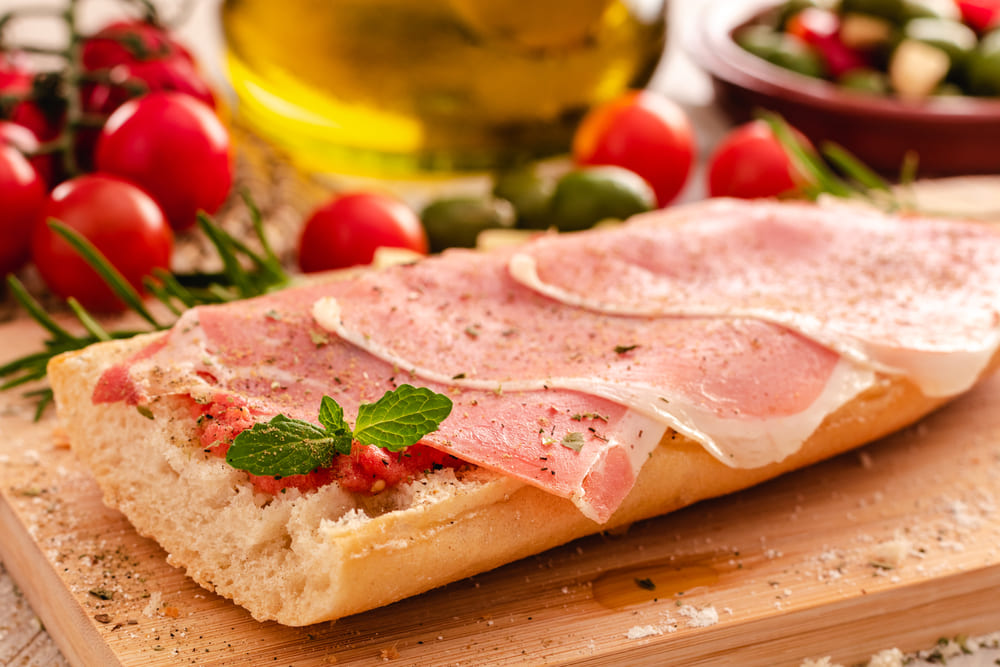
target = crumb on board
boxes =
[677,604,719,628]
[379,645,400,660]
[869,537,912,570]
[142,592,163,618]
[625,625,662,640]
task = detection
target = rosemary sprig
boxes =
[760,111,916,211]
[1,200,290,417]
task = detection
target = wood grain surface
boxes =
[1,316,999,666]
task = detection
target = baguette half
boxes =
[48,330,975,626]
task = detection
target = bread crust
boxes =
[48,332,979,625]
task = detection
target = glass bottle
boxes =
[221,0,667,177]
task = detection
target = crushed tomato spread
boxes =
[191,393,464,496]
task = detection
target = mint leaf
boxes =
[226,414,351,477]
[354,385,453,452]
[317,395,352,453]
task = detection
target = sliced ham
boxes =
[509,199,1000,397]
[311,246,873,472]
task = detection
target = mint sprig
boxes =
[225,386,453,478]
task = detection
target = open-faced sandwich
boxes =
[48,198,1000,625]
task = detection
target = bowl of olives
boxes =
[689,0,1000,175]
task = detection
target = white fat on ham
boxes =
[509,199,1000,397]
[313,297,874,469]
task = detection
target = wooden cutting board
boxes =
[2,316,999,667]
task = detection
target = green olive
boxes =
[492,165,553,230]
[966,30,1000,96]
[839,67,891,93]
[420,196,516,252]
[900,0,961,22]
[839,0,907,24]
[839,0,959,26]
[548,166,656,233]
[904,17,977,69]
[775,0,819,29]
[737,25,827,78]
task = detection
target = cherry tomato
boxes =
[8,98,61,143]
[0,51,32,100]
[31,174,173,312]
[298,192,428,273]
[82,57,214,111]
[8,97,66,184]
[95,92,232,231]
[785,8,869,78]
[2,53,62,182]
[572,90,695,207]
[0,133,46,275]
[82,20,196,69]
[706,120,810,199]
[0,118,56,186]
[956,0,1000,32]
[0,121,39,157]
[81,20,214,110]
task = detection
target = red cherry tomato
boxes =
[1,53,55,171]
[9,98,61,143]
[0,134,46,275]
[82,57,215,111]
[81,20,214,110]
[31,174,173,312]
[82,20,196,69]
[785,8,868,78]
[572,90,695,207]
[0,51,32,98]
[0,119,56,186]
[9,98,65,184]
[706,120,810,199]
[95,92,232,231]
[0,120,39,157]
[956,0,1000,32]
[785,7,839,42]
[298,192,428,273]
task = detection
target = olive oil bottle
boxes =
[221,0,666,177]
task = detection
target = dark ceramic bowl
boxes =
[687,0,1000,176]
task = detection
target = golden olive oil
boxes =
[221,0,666,176]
